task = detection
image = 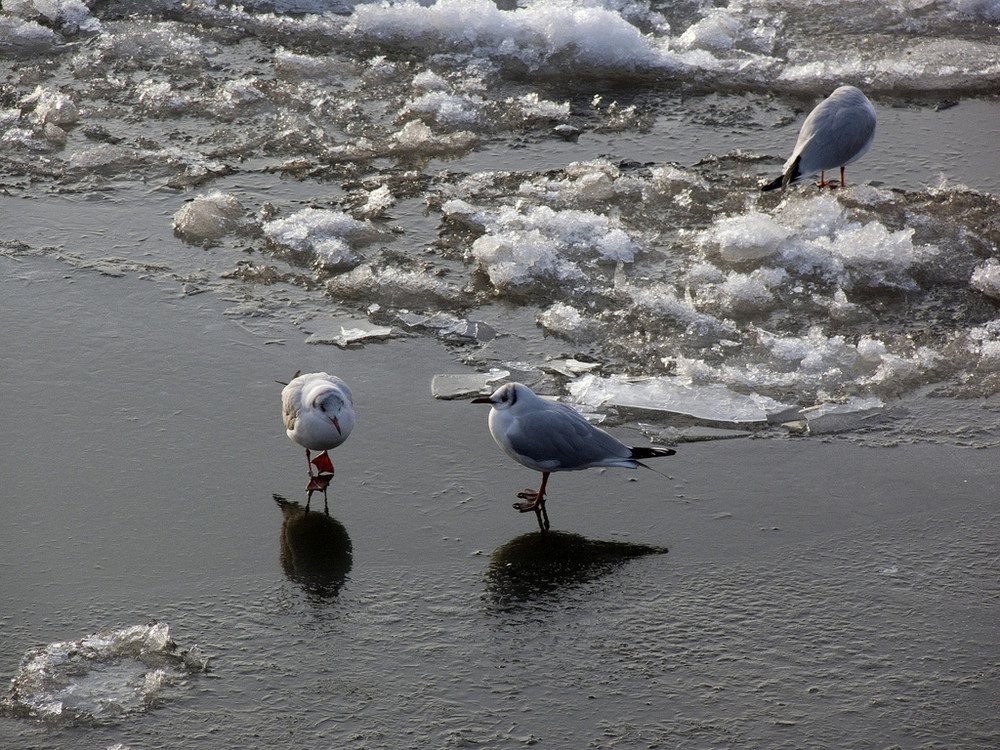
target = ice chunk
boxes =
[395,311,495,343]
[568,373,793,425]
[2,622,206,724]
[304,317,395,347]
[172,191,245,244]
[345,0,677,73]
[965,320,1000,369]
[390,119,477,154]
[692,195,937,294]
[472,233,576,289]
[4,0,102,34]
[512,92,570,120]
[216,78,266,111]
[798,397,884,435]
[19,87,78,126]
[264,208,379,261]
[402,91,482,125]
[676,9,741,51]
[695,211,790,262]
[0,17,59,53]
[470,203,636,291]
[432,370,510,400]
[325,264,464,308]
[537,302,595,342]
[544,358,601,378]
[971,258,1000,299]
[358,185,395,218]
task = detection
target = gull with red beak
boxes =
[473,382,676,532]
[281,371,355,513]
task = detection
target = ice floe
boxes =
[304,316,395,347]
[173,191,246,245]
[264,208,388,272]
[568,373,793,426]
[431,369,509,399]
[2,622,207,725]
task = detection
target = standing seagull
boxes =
[761,85,876,191]
[472,382,675,532]
[281,371,355,513]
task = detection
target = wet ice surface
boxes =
[2,0,1000,747]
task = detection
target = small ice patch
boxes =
[263,208,386,270]
[468,203,636,291]
[970,258,1000,299]
[172,191,245,244]
[675,9,741,51]
[0,17,59,53]
[20,86,78,126]
[358,185,395,218]
[431,370,510,399]
[537,302,595,341]
[696,211,790,262]
[965,320,1000,368]
[390,119,477,154]
[3,0,102,34]
[1,622,207,725]
[798,397,885,434]
[402,90,482,126]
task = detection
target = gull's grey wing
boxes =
[505,402,632,470]
[795,91,875,174]
[281,380,302,432]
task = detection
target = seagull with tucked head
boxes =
[761,85,876,191]
[281,371,355,513]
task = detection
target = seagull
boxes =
[472,382,676,531]
[281,371,355,513]
[761,85,876,191]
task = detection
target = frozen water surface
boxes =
[2,0,1000,747]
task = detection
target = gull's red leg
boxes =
[514,472,551,531]
[840,165,846,187]
[303,449,333,512]
[311,450,335,475]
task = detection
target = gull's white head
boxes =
[315,390,348,434]
[471,382,531,411]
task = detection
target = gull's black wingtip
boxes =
[760,174,784,191]
[630,446,677,459]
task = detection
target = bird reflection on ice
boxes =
[485,531,667,610]
[273,494,352,599]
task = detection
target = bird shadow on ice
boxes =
[273,494,353,599]
[484,531,667,612]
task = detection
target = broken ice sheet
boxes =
[568,373,794,425]
[798,397,884,435]
[394,310,495,343]
[431,370,510,400]
[544,358,601,378]
[304,316,395,347]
